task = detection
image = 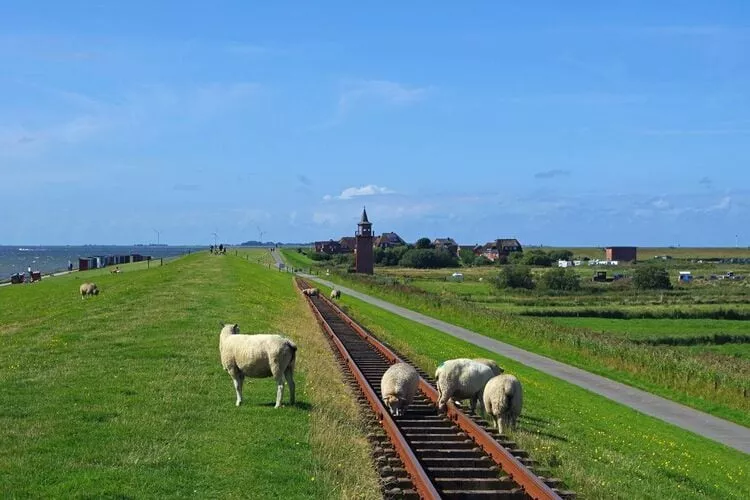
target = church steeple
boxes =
[355,206,374,274]
[360,206,369,223]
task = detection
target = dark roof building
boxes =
[374,232,406,248]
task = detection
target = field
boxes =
[313,281,750,499]
[0,251,380,499]
[283,248,750,427]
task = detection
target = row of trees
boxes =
[494,264,672,291]
[375,246,459,268]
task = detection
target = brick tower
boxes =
[355,207,374,274]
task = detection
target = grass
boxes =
[0,251,380,499]
[320,285,750,499]
[319,272,750,427]
[550,317,750,340]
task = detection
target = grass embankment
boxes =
[0,251,379,499]
[314,272,750,427]
[318,285,749,499]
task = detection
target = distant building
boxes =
[480,238,523,261]
[314,240,345,254]
[355,207,374,274]
[605,246,637,262]
[339,237,356,252]
[433,237,458,256]
[374,232,406,249]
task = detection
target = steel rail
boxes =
[303,280,561,500]
[300,285,441,500]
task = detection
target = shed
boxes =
[449,272,464,282]
[679,271,693,283]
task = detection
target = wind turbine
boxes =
[211,232,218,247]
[153,228,160,245]
[257,226,267,245]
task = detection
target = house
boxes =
[314,239,344,254]
[605,246,637,262]
[433,237,458,255]
[338,237,356,252]
[480,238,523,261]
[374,232,406,249]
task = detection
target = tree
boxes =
[541,268,581,291]
[459,248,476,266]
[493,265,534,289]
[415,237,434,249]
[633,265,672,290]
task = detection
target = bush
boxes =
[375,245,409,266]
[633,265,672,290]
[399,249,459,268]
[541,268,581,291]
[307,251,331,261]
[473,255,494,266]
[494,265,535,289]
[548,249,574,262]
[523,249,553,267]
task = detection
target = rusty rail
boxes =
[303,284,441,499]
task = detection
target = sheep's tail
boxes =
[286,340,298,370]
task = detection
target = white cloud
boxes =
[325,184,396,200]
[705,196,731,212]
[652,198,671,210]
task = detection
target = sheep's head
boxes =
[383,395,405,416]
[220,323,239,336]
[93,288,99,295]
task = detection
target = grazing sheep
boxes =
[79,282,99,299]
[302,288,319,297]
[330,289,341,300]
[483,374,523,434]
[435,358,495,413]
[473,358,504,376]
[219,323,297,408]
[381,363,419,417]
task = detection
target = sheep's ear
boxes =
[233,324,240,333]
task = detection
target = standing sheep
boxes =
[380,363,419,417]
[79,282,99,299]
[330,289,341,300]
[219,323,297,408]
[483,374,523,434]
[435,358,495,413]
[302,288,319,297]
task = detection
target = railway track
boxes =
[298,279,573,500]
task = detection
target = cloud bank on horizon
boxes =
[1,2,748,247]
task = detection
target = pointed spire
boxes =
[360,206,369,224]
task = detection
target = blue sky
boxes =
[1,1,748,246]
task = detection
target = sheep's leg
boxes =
[496,416,503,434]
[274,373,285,409]
[284,367,295,405]
[228,367,243,406]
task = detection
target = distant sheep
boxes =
[330,289,341,300]
[302,288,319,297]
[381,363,419,417]
[219,323,297,408]
[435,358,495,413]
[483,374,523,434]
[79,282,99,299]
[473,358,504,376]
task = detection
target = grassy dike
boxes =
[0,252,380,499]
[315,283,749,499]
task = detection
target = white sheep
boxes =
[380,362,419,417]
[330,289,341,300]
[483,374,523,434]
[435,358,495,413]
[302,288,319,297]
[219,323,297,408]
[79,282,99,299]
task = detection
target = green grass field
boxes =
[0,252,380,499]
[550,317,750,340]
[318,284,750,499]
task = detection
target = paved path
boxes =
[298,273,750,455]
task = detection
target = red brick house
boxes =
[481,238,523,261]
[605,246,637,262]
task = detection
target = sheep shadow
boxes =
[257,401,313,411]
[517,415,568,442]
